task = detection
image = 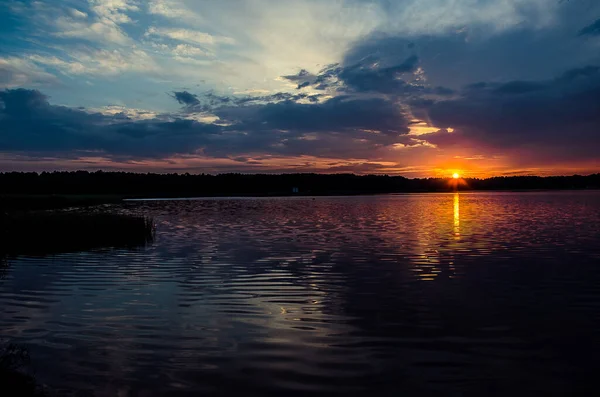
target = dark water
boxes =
[2,192,600,396]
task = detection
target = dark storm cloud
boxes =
[338,55,419,94]
[233,92,322,105]
[173,90,323,113]
[202,96,414,158]
[342,23,596,93]
[281,43,455,99]
[282,69,314,89]
[282,52,424,95]
[579,18,600,36]
[1,88,413,161]
[491,81,546,95]
[172,91,200,106]
[421,65,600,160]
[0,89,221,158]
[218,96,408,135]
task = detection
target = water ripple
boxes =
[1,192,600,396]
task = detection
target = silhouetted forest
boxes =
[0,171,599,198]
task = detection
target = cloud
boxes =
[421,65,600,161]
[282,53,428,96]
[172,90,324,113]
[339,55,420,94]
[69,8,88,19]
[90,0,139,24]
[27,55,87,75]
[2,0,599,175]
[53,18,130,45]
[171,44,209,57]
[145,27,235,46]
[0,57,60,88]
[0,89,220,158]
[52,0,137,46]
[219,96,409,136]
[490,81,546,95]
[28,48,160,77]
[0,88,416,163]
[199,95,417,159]
[579,19,600,36]
[172,91,200,106]
[379,0,558,35]
[93,106,159,121]
[148,0,203,24]
[6,0,139,47]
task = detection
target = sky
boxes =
[0,0,599,177]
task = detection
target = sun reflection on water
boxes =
[453,193,460,239]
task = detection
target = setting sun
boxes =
[453,173,460,179]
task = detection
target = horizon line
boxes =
[1,170,599,180]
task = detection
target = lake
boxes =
[2,191,600,396]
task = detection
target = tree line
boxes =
[0,171,598,197]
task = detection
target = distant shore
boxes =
[1,171,598,211]
[0,194,125,211]
[2,189,599,211]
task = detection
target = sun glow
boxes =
[452,173,460,179]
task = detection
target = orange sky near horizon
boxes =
[1,152,597,178]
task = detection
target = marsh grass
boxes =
[0,194,125,211]
[0,255,8,279]
[0,212,154,394]
[0,211,155,257]
[0,343,44,396]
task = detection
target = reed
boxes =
[0,211,155,257]
[0,344,43,396]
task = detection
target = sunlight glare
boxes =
[453,193,460,234]
[452,173,460,179]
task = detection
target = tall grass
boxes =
[0,211,155,257]
[0,194,125,211]
[0,343,43,396]
[0,212,154,395]
[0,255,8,279]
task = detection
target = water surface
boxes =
[2,192,600,396]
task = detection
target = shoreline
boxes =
[2,187,599,211]
[125,188,600,201]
